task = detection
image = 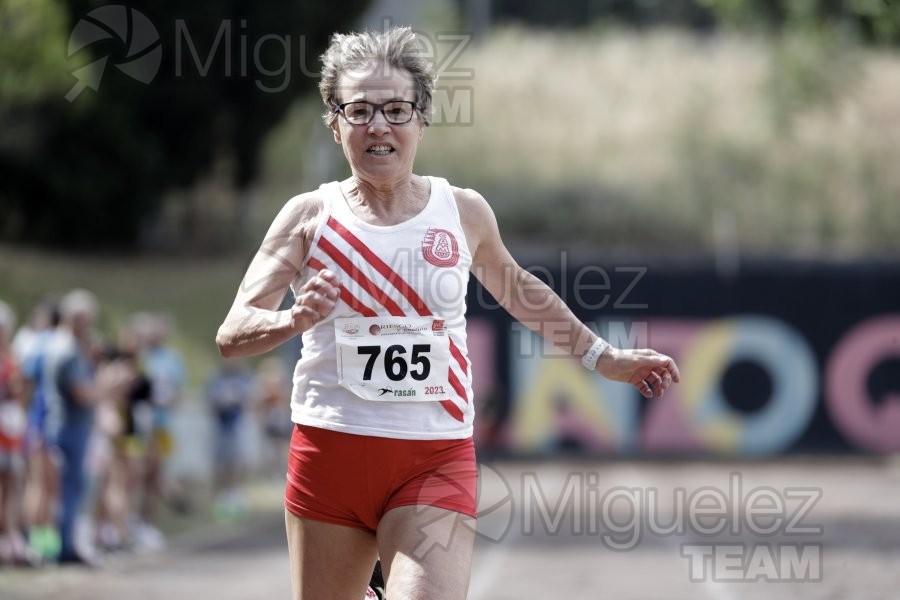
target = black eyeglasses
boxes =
[332,100,419,125]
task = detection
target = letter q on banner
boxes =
[826,314,900,452]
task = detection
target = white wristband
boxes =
[581,338,610,371]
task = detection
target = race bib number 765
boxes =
[335,317,452,402]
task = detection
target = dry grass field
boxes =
[262,27,900,257]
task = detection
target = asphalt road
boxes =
[2,459,898,600]
[0,513,292,600]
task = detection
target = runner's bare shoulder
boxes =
[448,185,496,257]
[260,190,327,267]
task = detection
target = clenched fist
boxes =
[291,269,341,332]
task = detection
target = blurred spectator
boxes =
[0,300,32,565]
[12,298,62,562]
[255,356,292,480]
[117,321,163,552]
[42,289,108,564]
[206,358,256,519]
[11,298,58,362]
[133,312,185,531]
[42,290,97,563]
[90,372,128,554]
[90,327,153,554]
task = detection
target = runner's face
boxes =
[332,64,424,183]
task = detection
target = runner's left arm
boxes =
[455,187,679,398]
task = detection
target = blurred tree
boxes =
[698,0,900,44]
[0,0,71,105]
[0,0,368,250]
[0,0,72,240]
[489,0,717,30]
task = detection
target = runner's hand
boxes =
[596,347,680,398]
[291,269,340,332]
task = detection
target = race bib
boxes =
[335,316,451,402]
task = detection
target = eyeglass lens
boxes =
[342,101,414,124]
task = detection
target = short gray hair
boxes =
[60,288,98,320]
[319,26,436,127]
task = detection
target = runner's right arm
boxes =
[216,193,340,358]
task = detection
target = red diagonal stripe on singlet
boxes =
[329,217,469,392]
[440,400,465,422]
[317,237,405,317]
[448,339,468,375]
[327,216,431,317]
[321,217,469,419]
[307,257,377,318]
[447,369,467,403]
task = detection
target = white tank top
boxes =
[288,176,474,440]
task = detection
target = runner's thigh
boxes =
[285,509,378,600]
[377,505,475,600]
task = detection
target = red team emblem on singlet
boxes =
[422,228,459,267]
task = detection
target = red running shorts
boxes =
[285,424,477,532]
